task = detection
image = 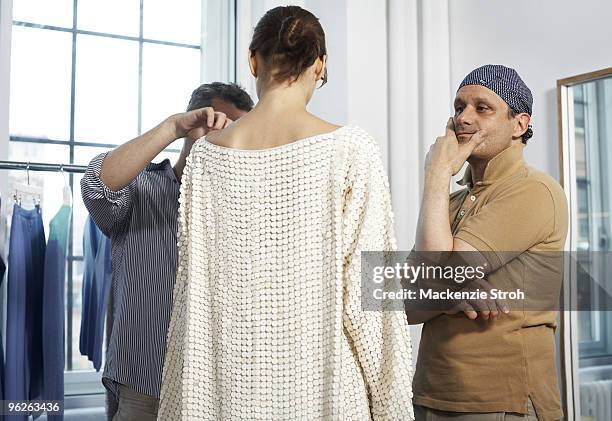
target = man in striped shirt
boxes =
[81,83,254,421]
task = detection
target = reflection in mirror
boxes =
[563,71,612,420]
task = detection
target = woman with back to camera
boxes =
[158,5,414,421]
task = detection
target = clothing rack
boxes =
[0,160,85,205]
[0,159,86,174]
[0,159,86,372]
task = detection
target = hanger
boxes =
[13,163,42,210]
[61,165,73,206]
[29,163,40,209]
[12,163,26,206]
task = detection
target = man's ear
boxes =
[513,113,531,139]
[248,50,257,78]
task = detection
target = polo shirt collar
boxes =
[457,142,525,189]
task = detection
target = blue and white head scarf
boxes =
[458,64,533,140]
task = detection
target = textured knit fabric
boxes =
[158,126,414,420]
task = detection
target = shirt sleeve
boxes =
[454,180,557,270]
[80,152,136,237]
[342,133,414,420]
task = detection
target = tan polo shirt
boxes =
[412,143,568,421]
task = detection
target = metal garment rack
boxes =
[0,159,87,174]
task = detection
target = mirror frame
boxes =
[557,66,612,421]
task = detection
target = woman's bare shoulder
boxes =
[202,125,238,146]
[309,115,342,132]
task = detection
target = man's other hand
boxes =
[444,277,510,320]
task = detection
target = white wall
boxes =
[304,0,348,126]
[449,0,612,182]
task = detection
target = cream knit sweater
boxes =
[158,126,414,420]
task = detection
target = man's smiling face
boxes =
[453,85,519,160]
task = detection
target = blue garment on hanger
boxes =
[42,204,72,421]
[79,216,112,371]
[5,204,46,421]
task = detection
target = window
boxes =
[5,0,226,397]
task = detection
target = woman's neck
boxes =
[256,82,309,113]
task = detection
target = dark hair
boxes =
[187,82,254,112]
[508,108,533,144]
[249,6,327,86]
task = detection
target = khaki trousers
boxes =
[414,397,540,421]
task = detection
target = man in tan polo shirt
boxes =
[407,65,568,421]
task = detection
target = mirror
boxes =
[558,67,612,421]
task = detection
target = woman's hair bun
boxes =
[278,16,303,51]
[250,6,328,86]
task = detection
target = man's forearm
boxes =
[408,170,454,323]
[100,119,178,191]
[415,168,454,252]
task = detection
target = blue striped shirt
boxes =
[80,152,180,398]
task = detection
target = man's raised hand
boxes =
[168,107,233,140]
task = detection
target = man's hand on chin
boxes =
[425,117,486,179]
